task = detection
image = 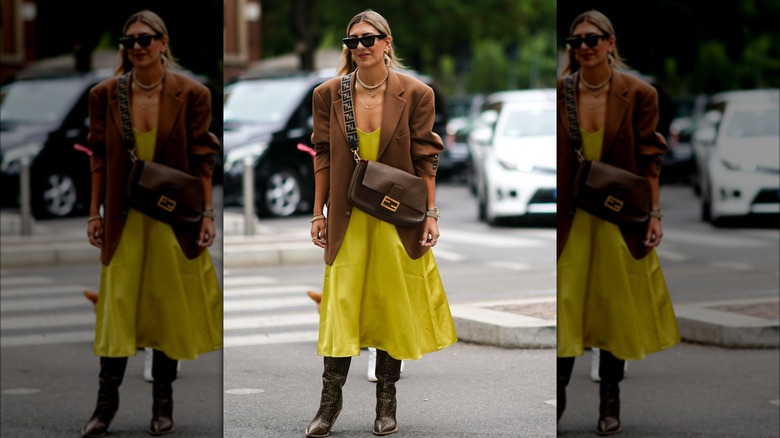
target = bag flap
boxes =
[585,161,648,193]
[360,161,426,211]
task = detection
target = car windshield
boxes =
[0,77,85,124]
[500,108,555,138]
[723,108,780,138]
[224,77,311,124]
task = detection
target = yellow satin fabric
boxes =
[94,128,223,360]
[318,128,457,360]
[557,128,680,360]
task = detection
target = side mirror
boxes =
[693,126,717,145]
[703,110,722,126]
[476,109,499,128]
[469,126,493,147]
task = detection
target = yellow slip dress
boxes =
[93,128,223,360]
[557,128,680,361]
[317,128,457,360]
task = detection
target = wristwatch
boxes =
[425,208,441,220]
[649,208,663,221]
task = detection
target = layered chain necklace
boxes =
[579,69,611,98]
[355,67,388,96]
[357,88,384,110]
[132,70,165,110]
[133,70,165,96]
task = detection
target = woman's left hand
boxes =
[420,217,440,247]
[198,217,216,247]
[644,217,663,247]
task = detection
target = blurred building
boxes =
[1,0,37,84]
[224,0,263,81]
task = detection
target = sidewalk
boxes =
[1,211,777,350]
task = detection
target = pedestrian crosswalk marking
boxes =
[1,296,93,312]
[1,285,91,298]
[1,330,93,347]
[223,284,318,298]
[224,312,318,330]
[223,276,279,288]
[224,330,319,347]
[443,229,549,248]
[0,277,53,288]
[223,296,313,312]
[1,312,93,330]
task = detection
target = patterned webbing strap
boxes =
[564,73,584,162]
[340,73,360,162]
[117,73,135,150]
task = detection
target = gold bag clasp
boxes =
[157,196,177,212]
[604,195,623,212]
[381,196,400,212]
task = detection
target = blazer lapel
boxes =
[377,69,405,159]
[602,71,629,159]
[155,72,183,160]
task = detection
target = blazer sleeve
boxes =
[87,84,107,174]
[187,85,221,177]
[311,86,331,174]
[634,86,668,177]
[409,86,444,176]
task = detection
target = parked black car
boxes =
[1,69,112,218]
[222,69,449,218]
[1,68,223,218]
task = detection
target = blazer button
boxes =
[345,210,351,217]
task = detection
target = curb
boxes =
[450,298,557,349]
[675,298,780,348]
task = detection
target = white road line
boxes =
[223,296,313,312]
[1,285,92,298]
[655,248,690,262]
[1,331,94,348]
[443,229,548,248]
[224,312,318,330]
[1,313,94,330]
[664,230,768,248]
[485,261,532,270]
[0,296,93,312]
[0,277,54,287]
[710,261,754,271]
[223,276,279,288]
[224,330,319,347]
[224,284,319,298]
[430,249,467,262]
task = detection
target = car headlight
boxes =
[225,142,269,172]
[1,142,44,174]
[720,158,755,172]
[498,159,533,172]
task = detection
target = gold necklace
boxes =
[358,90,383,110]
[133,70,165,96]
[580,69,611,97]
[355,67,388,96]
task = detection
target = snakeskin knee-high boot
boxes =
[81,357,128,437]
[373,349,402,436]
[305,356,352,438]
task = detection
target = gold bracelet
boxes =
[86,215,102,223]
[203,208,216,219]
[310,214,326,223]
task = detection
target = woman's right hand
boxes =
[311,218,327,248]
[87,218,104,249]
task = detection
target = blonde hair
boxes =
[337,9,405,76]
[114,9,181,76]
[561,9,628,76]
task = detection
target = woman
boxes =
[83,10,222,437]
[556,10,680,436]
[306,9,457,437]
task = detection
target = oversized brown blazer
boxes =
[88,70,221,266]
[311,69,443,265]
[557,69,667,261]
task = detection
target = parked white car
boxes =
[692,89,780,224]
[468,89,556,224]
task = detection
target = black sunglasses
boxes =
[119,33,162,50]
[342,34,386,50]
[566,34,610,49]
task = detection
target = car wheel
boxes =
[258,167,303,218]
[33,171,81,218]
